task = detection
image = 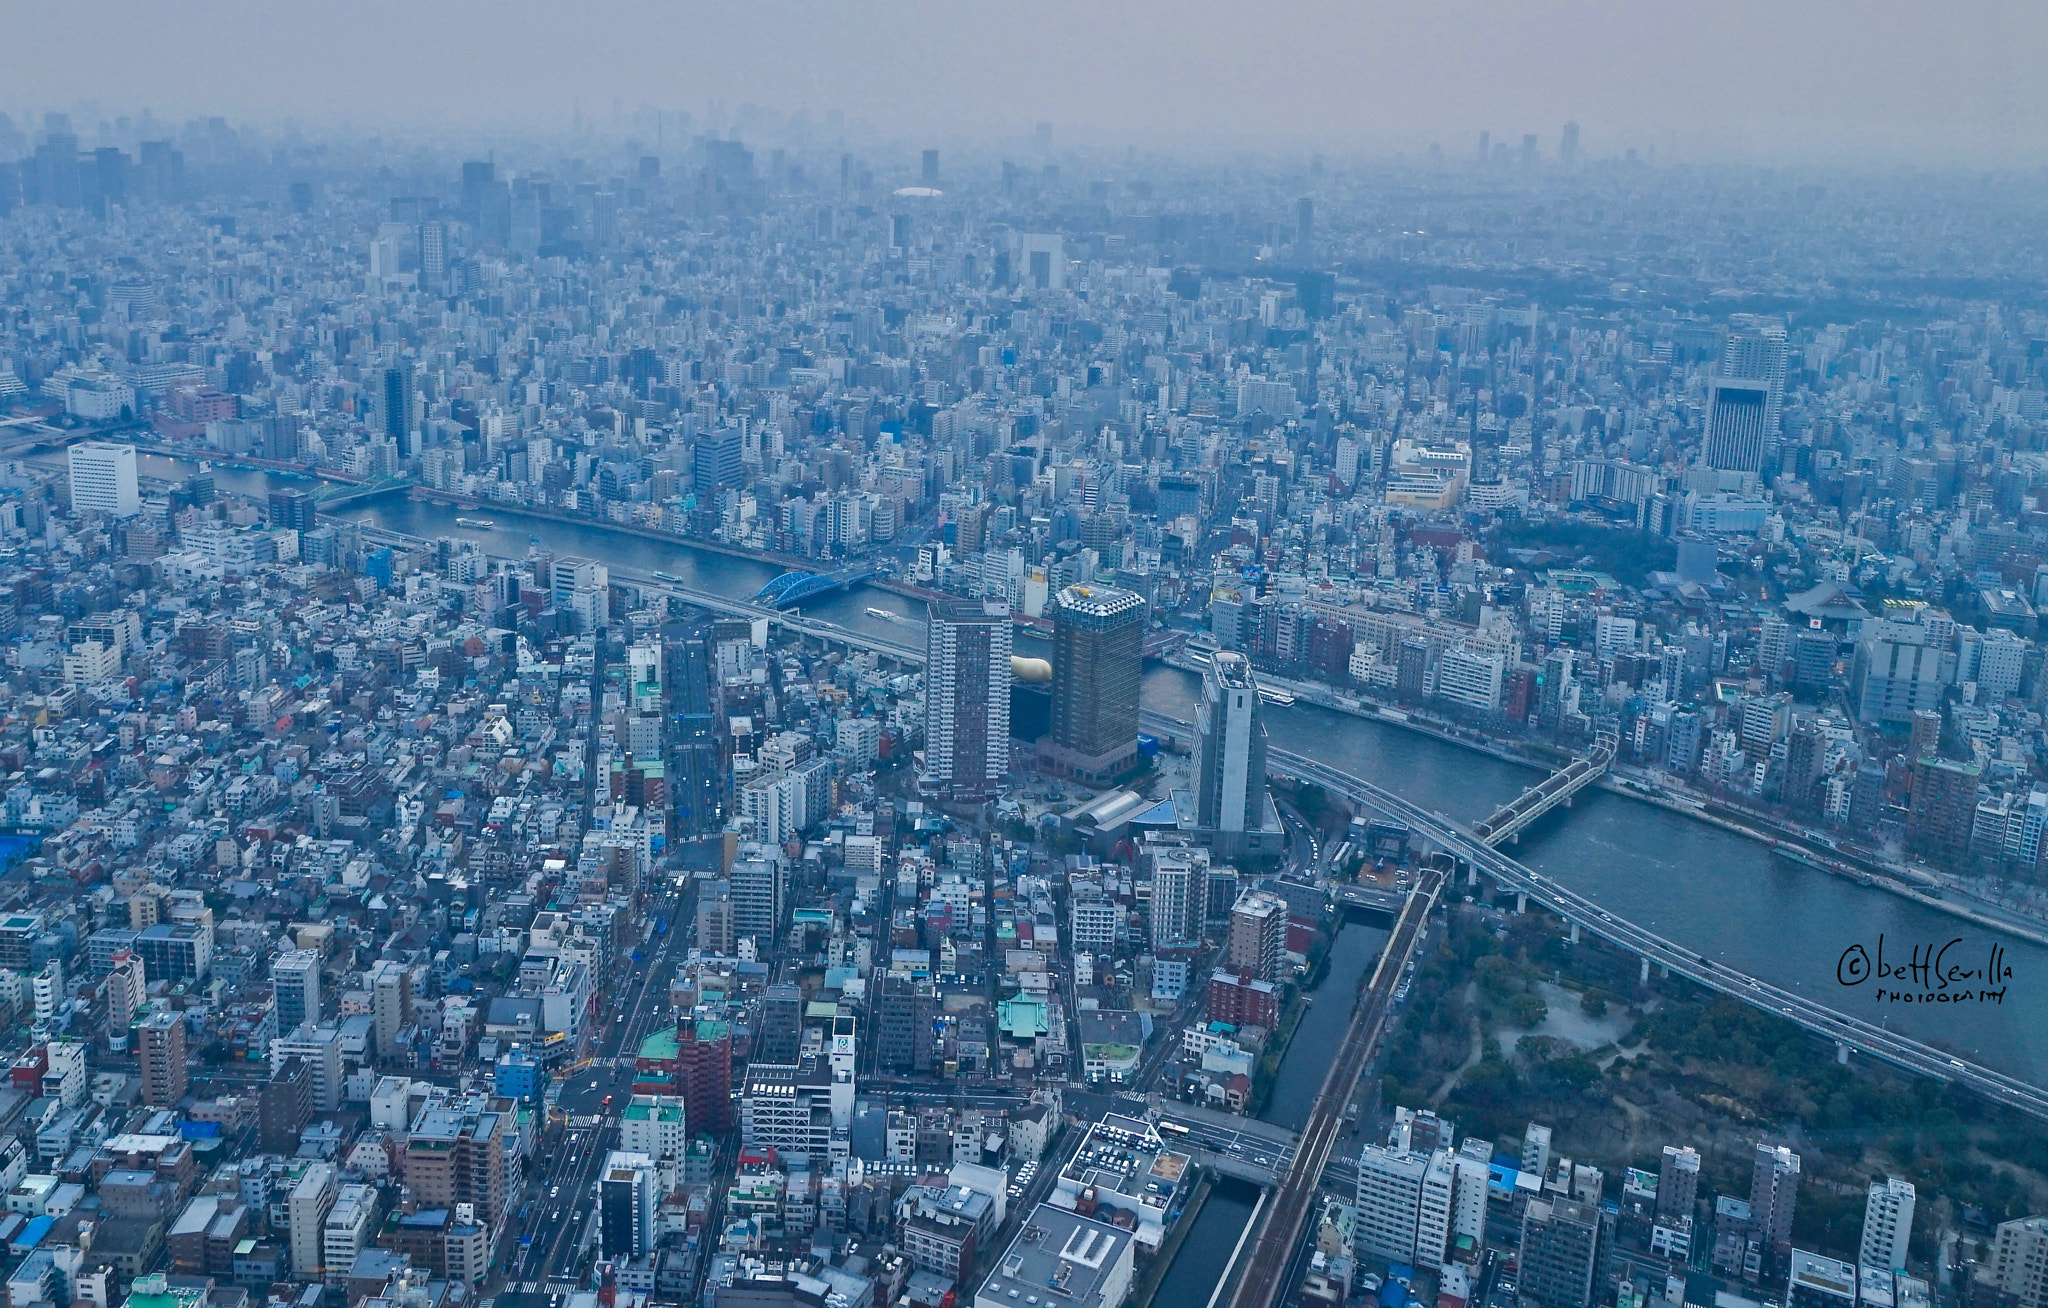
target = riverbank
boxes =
[1597,776,2048,950]
[1189,654,2048,949]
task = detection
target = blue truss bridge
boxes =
[750,565,878,608]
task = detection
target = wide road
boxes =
[508,883,689,1289]
[1224,866,1443,1308]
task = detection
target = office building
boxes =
[272,950,321,1033]
[923,600,1013,799]
[901,1184,992,1280]
[695,879,735,955]
[106,950,144,1031]
[271,1023,345,1112]
[730,850,787,947]
[1046,583,1144,783]
[1519,1197,1601,1308]
[599,1150,657,1259]
[875,974,939,1074]
[620,1095,688,1189]
[1722,323,1789,435]
[1861,1177,1915,1272]
[1702,377,1773,473]
[1852,615,1950,725]
[1751,1144,1801,1273]
[1017,232,1066,291]
[376,366,417,455]
[137,1011,187,1107]
[418,220,447,289]
[67,443,139,516]
[1227,890,1288,982]
[693,426,743,494]
[1195,651,1269,834]
[634,1019,733,1134]
[268,489,317,535]
[1907,756,1980,863]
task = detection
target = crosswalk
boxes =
[505,1281,583,1295]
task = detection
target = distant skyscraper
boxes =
[1702,377,1773,472]
[1521,134,1538,166]
[1019,232,1065,290]
[376,366,417,456]
[1721,323,1789,434]
[67,442,139,516]
[418,220,446,291]
[1046,583,1144,783]
[1195,652,1269,836]
[1561,122,1581,164]
[921,149,939,184]
[1295,197,1314,258]
[592,190,618,247]
[692,426,743,494]
[1478,131,1491,164]
[923,599,1013,800]
[461,160,494,213]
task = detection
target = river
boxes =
[137,458,2047,1085]
[1148,1177,1262,1308]
[1262,922,1392,1133]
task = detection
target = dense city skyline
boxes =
[1,21,2046,1308]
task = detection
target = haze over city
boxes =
[6,0,2048,163]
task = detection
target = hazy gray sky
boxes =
[8,0,2045,163]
